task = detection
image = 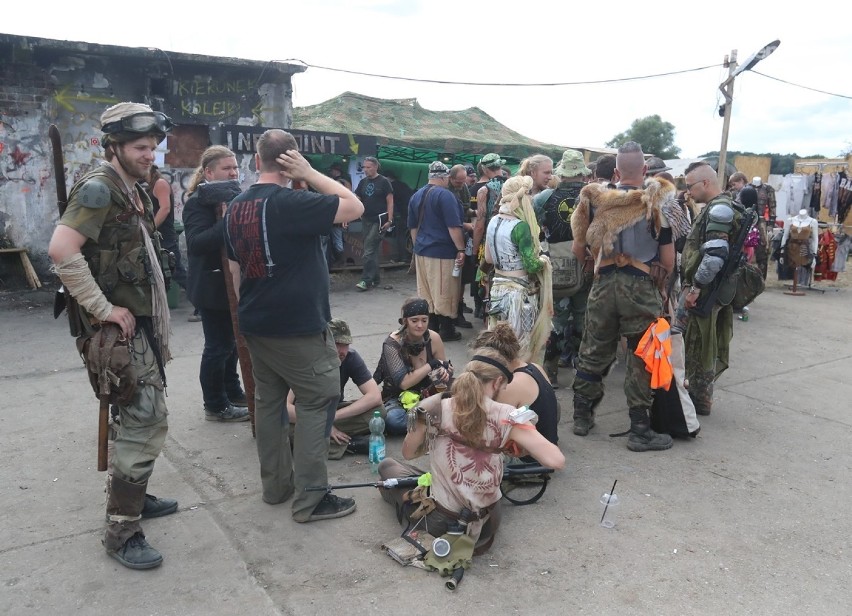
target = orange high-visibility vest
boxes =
[634,317,673,390]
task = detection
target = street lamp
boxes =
[717,40,780,185]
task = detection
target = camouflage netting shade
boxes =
[292,92,567,162]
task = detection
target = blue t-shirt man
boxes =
[407,183,463,259]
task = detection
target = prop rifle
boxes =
[307,463,555,506]
[48,124,109,471]
[196,180,257,436]
[690,203,757,318]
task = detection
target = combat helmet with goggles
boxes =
[100,102,173,145]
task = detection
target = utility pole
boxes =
[716,40,780,188]
[717,49,738,188]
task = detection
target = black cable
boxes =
[751,70,852,100]
[278,59,723,87]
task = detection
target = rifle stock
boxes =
[690,205,757,318]
[306,463,555,494]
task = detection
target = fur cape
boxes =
[571,177,676,258]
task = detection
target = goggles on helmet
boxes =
[102,111,173,136]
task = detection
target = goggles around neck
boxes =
[102,111,173,136]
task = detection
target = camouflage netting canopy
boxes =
[292,92,567,162]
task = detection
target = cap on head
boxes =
[480,153,505,169]
[428,161,450,179]
[645,156,672,175]
[555,149,592,178]
[100,102,173,145]
[465,164,476,176]
[328,318,352,344]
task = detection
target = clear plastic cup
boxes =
[599,492,620,529]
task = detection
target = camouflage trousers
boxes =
[572,270,663,409]
[550,276,592,360]
[755,219,769,280]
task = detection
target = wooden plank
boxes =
[19,251,42,289]
[0,248,27,254]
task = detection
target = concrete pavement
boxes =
[0,269,850,615]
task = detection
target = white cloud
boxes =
[6,0,852,158]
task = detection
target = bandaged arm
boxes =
[48,224,113,321]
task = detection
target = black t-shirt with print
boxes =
[355,174,394,218]
[225,183,339,337]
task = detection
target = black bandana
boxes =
[402,299,430,319]
[402,330,430,357]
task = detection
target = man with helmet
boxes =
[48,102,176,570]
[680,162,745,416]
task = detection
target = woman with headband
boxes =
[374,297,453,435]
[378,347,564,555]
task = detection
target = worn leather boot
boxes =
[626,407,673,452]
[104,476,163,569]
[428,313,439,333]
[455,301,473,328]
[543,355,559,389]
[572,394,599,436]
[439,316,462,342]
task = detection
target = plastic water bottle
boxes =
[368,410,386,474]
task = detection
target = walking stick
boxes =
[49,125,109,469]
[217,205,256,436]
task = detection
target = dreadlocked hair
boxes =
[187,145,236,196]
[450,347,511,445]
[472,322,521,362]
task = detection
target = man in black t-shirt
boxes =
[225,129,364,523]
[286,319,383,459]
[354,156,394,290]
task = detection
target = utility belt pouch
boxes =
[76,323,137,405]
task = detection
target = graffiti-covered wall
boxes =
[0,33,304,285]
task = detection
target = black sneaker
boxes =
[304,493,356,522]
[228,392,249,408]
[345,435,370,455]
[141,494,178,519]
[627,427,673,452]
[106,532,163,570]
[205,404,250,422]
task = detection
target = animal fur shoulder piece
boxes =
[571,177,675,256]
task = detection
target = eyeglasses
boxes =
[102,112,174,135]
[685,179,705,191]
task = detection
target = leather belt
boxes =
[433,500,493,522]
[598,254,651,274]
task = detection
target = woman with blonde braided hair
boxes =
[484,176,553,363]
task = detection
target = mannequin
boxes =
[781,209,818,294]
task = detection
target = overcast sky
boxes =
[7,0,851,159]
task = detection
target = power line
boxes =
[279,59,723,87]
[751,70,852,100]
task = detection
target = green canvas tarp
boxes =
[292,91,567,162]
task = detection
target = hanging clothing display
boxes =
[809,171,821,212]
[834,230,851,273]
[837,172,851,224]
[815,229,837,281]
[823,172,838,217]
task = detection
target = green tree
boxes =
[606,115,681,159]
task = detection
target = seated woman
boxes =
[484,175,552,363]
[373,297,452,435]
[378,347,565,555]
[473,322,560,447]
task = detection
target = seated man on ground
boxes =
[287,318,384,458]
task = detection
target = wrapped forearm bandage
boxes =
[52,253,113,321]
